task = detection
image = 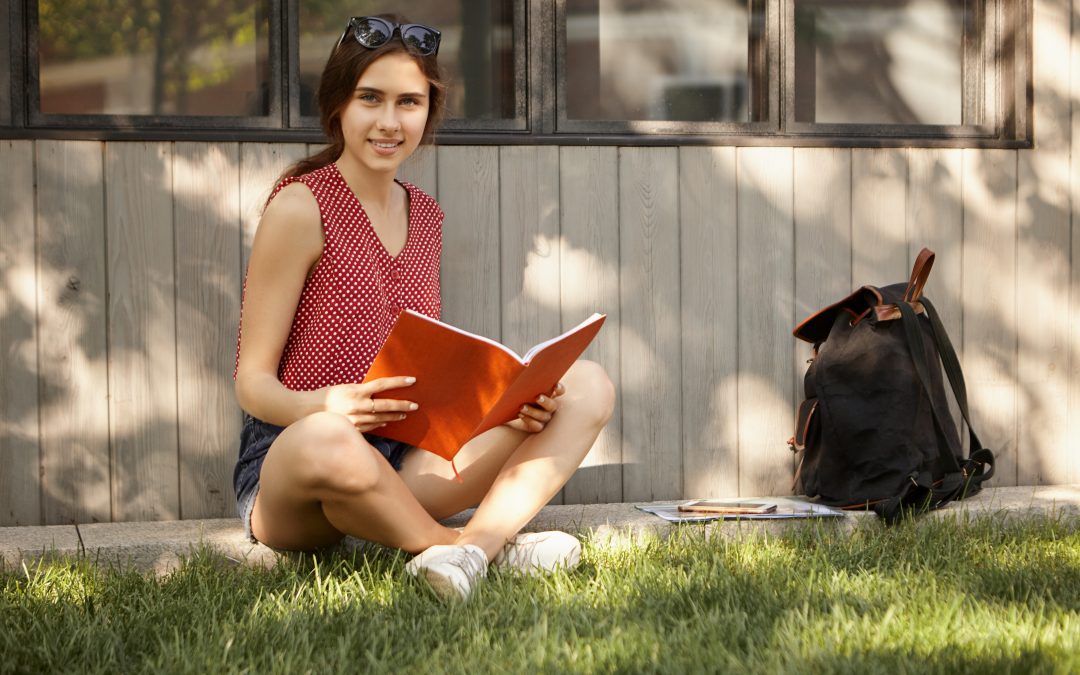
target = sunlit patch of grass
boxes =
[2,513,1079,674]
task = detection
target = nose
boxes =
[376,104,400,133]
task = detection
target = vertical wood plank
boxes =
[560,146,623,504]
[852,148,909,286]
[36,140,111,524]
[907,149,964,342]
[680,146,739,499]
[1068,0,1080,485]
[437,146,500,338]
[105,142,179,521]
[174,143,242,519]
[908,149,965,431]
[0,140,41,525]
[963,149,1018,486]
[398,147,439,197]
[793,147,852,480]
[240,143,308,273]
[1016,0,1071,485]
[620,147,681,502]
[737,147,794,496]
[499,146,563,503]
[499,146,561,356]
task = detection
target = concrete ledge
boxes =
[2,485,1077,575]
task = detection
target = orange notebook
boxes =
[362,310,606,463]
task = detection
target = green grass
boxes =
[3,513,1080,674]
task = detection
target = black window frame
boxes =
[1,0,1033,148]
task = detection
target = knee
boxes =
[562,360,616,427]
[291,412,382,496]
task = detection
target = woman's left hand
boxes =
[504,382,566,433]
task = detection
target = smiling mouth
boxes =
[370,140,402,149]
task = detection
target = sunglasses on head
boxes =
[337,16,441,57]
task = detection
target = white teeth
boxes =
[372,141,400,149]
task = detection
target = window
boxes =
[2,0,1031,145]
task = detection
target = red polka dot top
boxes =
[235,163,443,391]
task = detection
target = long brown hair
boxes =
[281,14,446,181]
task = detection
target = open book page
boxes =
[398,310,528,362]
[522,313,606,362]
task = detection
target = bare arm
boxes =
[234,184,418,429]
[234,182,326,426]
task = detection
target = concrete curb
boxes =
[2,485,1077,575]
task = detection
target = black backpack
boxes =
[790,248,995,522]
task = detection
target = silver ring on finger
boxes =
[370,399,376,414]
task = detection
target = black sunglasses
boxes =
[337,16,441,57]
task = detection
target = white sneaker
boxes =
[493,531,582,575]
[405,544,488,601]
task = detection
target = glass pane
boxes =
[299,1,517,121]
[794,0,967,125]
[37,0,271,117]
[564,0,757,123]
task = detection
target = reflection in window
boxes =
[794,0,967,125]
[298,1,516,121]
[564,0,756,123]
[37,0,271,117]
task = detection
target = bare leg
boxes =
[397,360,616,560]
[251,411,458,552]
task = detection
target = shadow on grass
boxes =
[2,514,1079,673]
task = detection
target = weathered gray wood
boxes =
[907,149,963,343]
[398,147,439,196]
[962,149,1018,486]
[36,140,111,524]
[619,147,682,502]
[0,141,40,525]
[737,147,795,496]
[679,146,739,499]
[437,146,500,338]
[852,148,909,286]
[907,149,965,434]
[1015,0,1071,485]
[499,146,561,356]
[1069,0,1080,485]
[105,142,179,521]
[240,143,308,273]
[174,143,243,519]
[498,146,563,503]
[793,147,852,477]
[559,146,623,505]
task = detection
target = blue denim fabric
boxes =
[233,414,413,543]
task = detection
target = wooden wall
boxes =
[2,0,1079,525]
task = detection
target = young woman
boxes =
[232,15,615,601]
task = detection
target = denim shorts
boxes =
[233,414,414,544]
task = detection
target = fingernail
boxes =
[409,403,418,411]
[404,376,416,384]
[399,414,406,420]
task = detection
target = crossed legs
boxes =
[250,360,615,558]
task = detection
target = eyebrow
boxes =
[355,86,427,98]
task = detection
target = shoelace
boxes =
[445,546,487,578]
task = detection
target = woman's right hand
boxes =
[319,376,419,432]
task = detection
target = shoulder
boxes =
[265,181,320,222]
[400,181,444,221]
[255,182,323,261]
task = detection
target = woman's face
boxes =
[338,52,431,176]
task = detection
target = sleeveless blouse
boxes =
[235,163,443,391]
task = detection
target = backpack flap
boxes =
[792,285,884,343]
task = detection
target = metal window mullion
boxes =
[530,0,555,135]
[765,0,781,129]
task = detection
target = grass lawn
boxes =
[3,513,1079,674]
